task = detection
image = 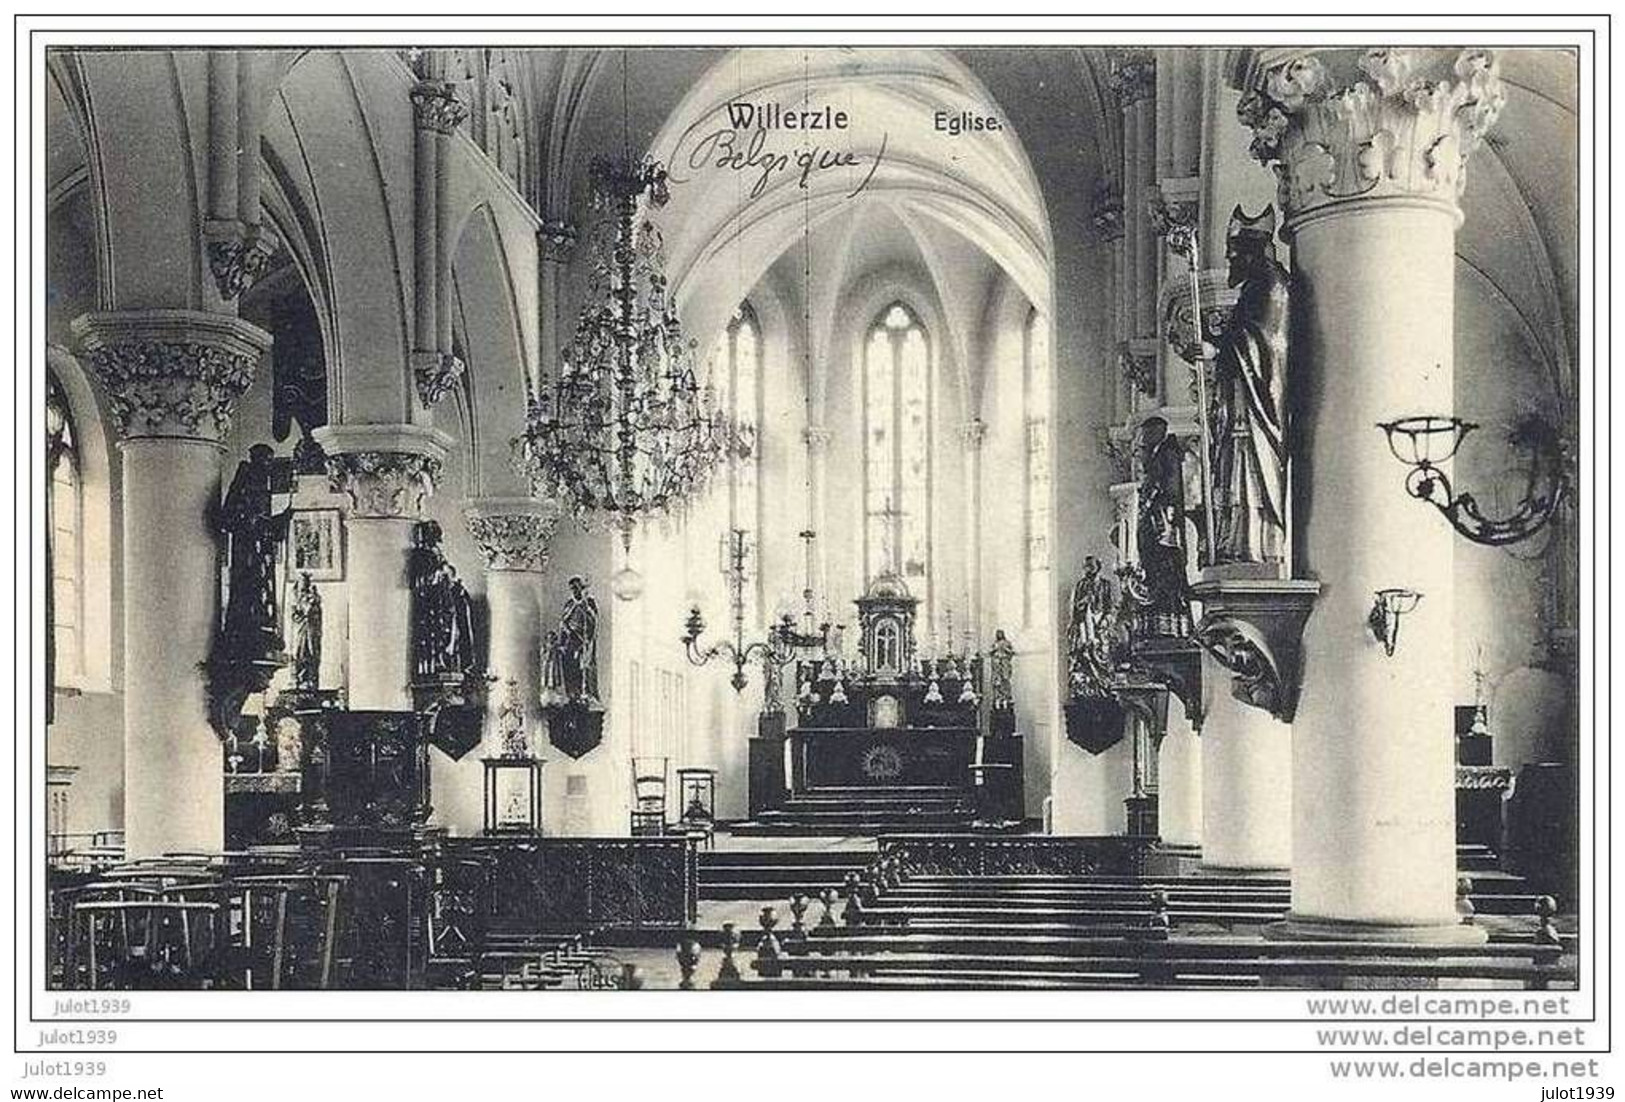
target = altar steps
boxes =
[729,784,981,836]
[475,932,617,990]
[698,850,875,900]
[730,810,978,835]
[893,872,1543,916]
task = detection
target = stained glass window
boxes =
[1025,308,1052,625]
[47,374,81,681]
[711,303,762,626]
[863,303,932,603]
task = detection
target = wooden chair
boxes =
[673,767,718,850]
[630,757,669,836]
[228,874,346,990]
[67,899,226,990]
[311,856,428,989]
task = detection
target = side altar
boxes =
[746,574,1024,831]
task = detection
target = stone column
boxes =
[538,221,578,391]
[409,80,468,408]
[1158,705,1203,851]
[1232,47,1505,938]
[203,51,276,303]
[434,497,561,834]
[961,418,987,638]
[1089,186,1128,420]
[313,424,451,711]
[803,425,833,618]
[1199,651,1291,870]
[72,309,270,858]
[1109,50,1161,411]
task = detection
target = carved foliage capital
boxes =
[1118,340,1158,398]
[803,424,834,452]
[465,509,560,572]
[206,224,278,301]
[325,450,442,519]
[411,79,468,134]
[72,311,268,443]
[413,350,465,408]
[1091,181,1125,241]
[1107,49,1157,108]
[1234,48,1506,227]
[539,220,579,262]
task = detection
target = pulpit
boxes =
[298,710,436,844]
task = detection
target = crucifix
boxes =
[875,495,905,577]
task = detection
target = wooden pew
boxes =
[694,869,1574,992]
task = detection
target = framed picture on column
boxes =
[289,508,344,581]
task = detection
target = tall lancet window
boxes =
[863,302,932,602]
[1024,307,1052,625]
[714,303,762,625]
[46,374,82,685]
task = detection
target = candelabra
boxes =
[682,529,829,697]
[1376,410,1571,547]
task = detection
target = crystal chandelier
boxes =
[513,153,727,579]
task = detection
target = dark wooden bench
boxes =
[676,865,1575,992]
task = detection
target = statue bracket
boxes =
[1191,576,1320,723]
[1109,669,1171,745]
[412,670,490,761]
[542,699,606,759]
[1128,636,1205,731]
[202,653,285,741]
[1063,694,1127,755]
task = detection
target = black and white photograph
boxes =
[14,11,1612,1096]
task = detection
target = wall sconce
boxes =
[1368,588,1422,657]
[1377,409,1571,547]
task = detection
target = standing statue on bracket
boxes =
[496,677,529,758]
[1067,556,1118,697]
[1209,205,1289,566]
[1135,417,1193,637]
[555,575,600,703]
[218,444,293,663]
[987,629,1017,711]
[409,519,478,681]
[539,630,567,708]
[760,648,786,716]
[289,571,323,690]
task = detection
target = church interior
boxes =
[42,45,1581,991]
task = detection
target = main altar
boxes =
[743,574,1024,834]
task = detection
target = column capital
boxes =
[464,496,564,573]
[1107,48,1157,108]
[1117,339,1159,399]
[410,78,468,134]
[204,220,279,302]
[960,417,988,451]
[313,423,451,519]
[1090,180,1125,241]
[1228,47,1506,234]
[71,309,270,444]
[539,220,579,263]
[411,349,466,408]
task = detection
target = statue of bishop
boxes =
[1209,205,1289,566]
